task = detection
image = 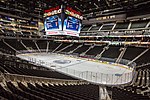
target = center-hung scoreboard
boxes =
[44,6,83,37]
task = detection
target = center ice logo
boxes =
[53,60,71,64]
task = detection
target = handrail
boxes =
[3,73,88,85]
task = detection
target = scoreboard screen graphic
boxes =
[44,15,63,35]
[66,16,80,31]
[44,15,62,31]
[63,16,81,36]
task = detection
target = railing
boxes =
[57,68,135,85]
[78,71,135,85]
[2,73,87,85]
[19,53,135,85]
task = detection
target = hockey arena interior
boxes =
[0,0,150,100]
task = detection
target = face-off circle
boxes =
[53,60,71,64]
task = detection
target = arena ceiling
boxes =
[44,0,150,13]
[0,0,150,19]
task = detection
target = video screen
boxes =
[63,16,81,36]
[64,16,81,32]
[44,15,62,31]
[44,10,82,36]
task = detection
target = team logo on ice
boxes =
[53,60,71,64]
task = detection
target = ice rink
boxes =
[17,53,134,85]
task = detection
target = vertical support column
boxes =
[99,25,103,31]
[46,41,50,53]
[99,86,111,100]
[128,22,132,30]
[146,21,150,28]
[112,23,116,30]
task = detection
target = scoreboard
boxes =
[44,6,83,37]
[63,16,81,36]
[45,15,60,30]
[44,6,62,35]
[44,15,62,35]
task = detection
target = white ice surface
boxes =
[17,53,134,85]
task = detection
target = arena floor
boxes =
[17,53,134,85]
